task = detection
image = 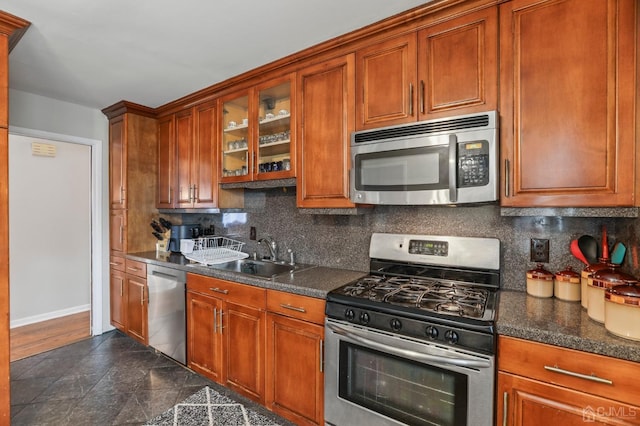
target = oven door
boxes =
[324,318,495,426]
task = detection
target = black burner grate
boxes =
[334,275,489,319]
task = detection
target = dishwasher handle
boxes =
[150,270,182,280]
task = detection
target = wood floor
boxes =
[9,311,91,361]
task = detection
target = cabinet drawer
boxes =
[187,273,265,309]
[266,290,325,325]
[110,254,125,272]
[498,336,640,407]
[125,259,147,279]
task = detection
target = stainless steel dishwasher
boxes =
[147,264,186,364]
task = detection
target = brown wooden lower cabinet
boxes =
[265,290,326,426]
[497,336,640,425]
[186,274,266,403]
[498,372,640,426]
[187,291,224,382]
[125,273,147,344]
[109,256,147,345]
[186,276,326,424]
[265,312,324,426]
[109,267,126,331]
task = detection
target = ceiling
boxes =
[3,0,429,110]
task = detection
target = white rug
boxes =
[145,386,286,426]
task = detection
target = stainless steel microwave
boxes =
[350,111,498,205]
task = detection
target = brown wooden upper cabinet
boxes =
[157,100,222,209]
[104,103,158,253]
[355,6,498,131]
[220,74,295,182]
[109,115,127,210]
[500,0,637,207]
[296,54,356,208]
[156,115,175,208]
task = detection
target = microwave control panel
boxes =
[458,141,489,187]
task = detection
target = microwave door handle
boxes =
[448,134,457,203]
[327,323,491,369]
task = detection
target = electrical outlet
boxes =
[249,226,256,241]
[530,238,550,263]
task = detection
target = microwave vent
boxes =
[354,113,492,144]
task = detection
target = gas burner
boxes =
[430,285,487,302]
[435,301,465,315]
[385,276,411,285]
[398,283,431,292]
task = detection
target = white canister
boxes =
[604,284,640,341]
[554,266,581,302]
[588,265,636,323]
[580,260,609,309]
[526,264,554,298]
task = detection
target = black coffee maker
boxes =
[168,224,202,252]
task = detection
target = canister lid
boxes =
[591,264,637,288]
[583,259,610,274]
[555,266,580,283]
[605,284,640,307]
[527,263,553,280]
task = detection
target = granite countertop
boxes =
[497,290,640,363]
[126,251,366,299]
[126,252,640,363]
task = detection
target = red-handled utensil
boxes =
[601,224,609,261]
[570,239,589,265]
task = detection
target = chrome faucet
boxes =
[258,236,278,262]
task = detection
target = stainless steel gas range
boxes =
[324,233,501,426]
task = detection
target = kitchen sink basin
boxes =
[188,258,314,279]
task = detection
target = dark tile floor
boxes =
[10,330,290,425]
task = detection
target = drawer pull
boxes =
[127,267,140,272]
[544,365,613,385]
[109,262,121,266]
[209,287,229,295]
[280,303,306,313]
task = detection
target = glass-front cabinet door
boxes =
[220,74,295,182]
[255,75,294,180]
[221,92,250,180]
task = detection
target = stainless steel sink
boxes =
[188,258,314,279]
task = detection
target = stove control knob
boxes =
[390,318,402,331]
[359,312,370,325]
[444,330,459,344]
[425,326,439,339]
[345,309,356,321]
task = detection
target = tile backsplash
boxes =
[180,188,636,291]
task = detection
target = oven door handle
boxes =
[327,323,492,369]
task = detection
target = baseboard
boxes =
[10,304,91,329]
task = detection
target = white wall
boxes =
[9,89,111,333]
[9,135,91,323]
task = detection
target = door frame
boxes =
[8,126,104,335]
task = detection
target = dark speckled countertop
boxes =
[497,290,640,363]
[126,251,366,299]
[126,252,640,364]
